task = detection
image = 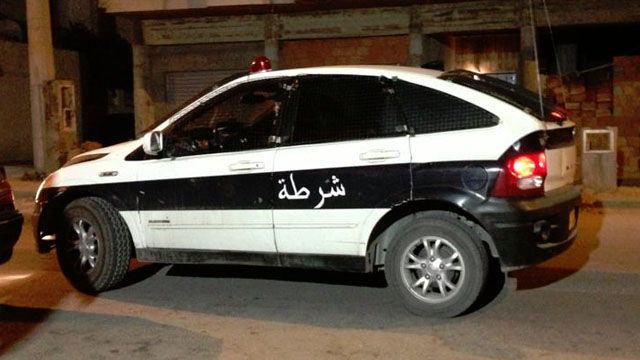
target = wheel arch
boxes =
[365,199,498,272]
[37,188,136,255]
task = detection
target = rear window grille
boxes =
[396,81,499,134]
[291,75,402,145]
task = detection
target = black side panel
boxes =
[137,248,280,266]
[137,248,365,272]
[279,253,365,272]
[140,173,273,211]
[412,161,502,206]
[273,164,410,210]
[38,182,140,212]
[39,163,412,212]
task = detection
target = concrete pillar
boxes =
[264,14,280,69]
[133,45,154,135]
[443,35,456,71]
[408,6,423,67]
[423,36,441,64]
[26,0,56,172]
[519,0,540,93]
[519,24,539,93]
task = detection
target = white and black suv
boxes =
[34,62,580,317]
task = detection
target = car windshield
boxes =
[438,70,554,120]
[137,72,247,136]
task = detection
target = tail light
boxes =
[492,151,547,198]
[547,105,567,123]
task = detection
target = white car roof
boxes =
[151,64,544,142]
[247,65,443,81]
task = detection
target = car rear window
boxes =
[438,70,553,120]
[395,80,499,134]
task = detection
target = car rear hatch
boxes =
[544,125,576,191]
[439,70,577,191]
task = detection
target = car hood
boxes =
[80,139,141,158]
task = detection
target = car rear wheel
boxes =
[385,211,488,317]
[57,197,131,293]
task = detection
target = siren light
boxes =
[249,56,272,73]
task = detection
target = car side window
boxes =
[165,80,284,157]
[288,75,403,145]
[395,80,499,134]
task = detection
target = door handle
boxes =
[359,149,401,162]
[229,161,265,171]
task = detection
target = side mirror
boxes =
[142,131,163,155]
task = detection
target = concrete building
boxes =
[100,0,640,182]
[2,0,639,182]
[0,0,132,172]
[0,0,83,167]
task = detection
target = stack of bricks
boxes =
[612,56,640,179]
[545,74,617,180]
[545,75,613,130]
[544,56,640,181]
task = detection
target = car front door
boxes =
[272,74,412,261]
[137,79,286,255]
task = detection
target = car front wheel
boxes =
[57,197,131,293]
[385,211,488,317]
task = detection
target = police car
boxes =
[34,57,580,317]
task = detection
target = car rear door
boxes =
[544,125,577,191]
[272,74,412,259]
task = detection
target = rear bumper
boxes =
[0,211,23,262]
[473,185,581,271]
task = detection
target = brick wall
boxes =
[613,56,640,179]
[280,35,409,68]
[545,56,640,180]
[453,33,519,73]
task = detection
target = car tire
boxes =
[57,197,131,293]
[385,211,489,318]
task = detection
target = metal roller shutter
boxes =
[165,70,242,104]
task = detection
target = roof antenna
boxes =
[528,0,545,120]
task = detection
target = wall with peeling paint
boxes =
[0,40,82,163]
[143,41,263,123]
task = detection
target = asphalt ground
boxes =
[1,168,639,359]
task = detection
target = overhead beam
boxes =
[100,0,293,13]
[280,7,409,40]
[138,0,640,46]
[536,0,640,26]
[143,15,264,44]
[420,1,519,34]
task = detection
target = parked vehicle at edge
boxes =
[1,166,24,264]
[34,58,580,317]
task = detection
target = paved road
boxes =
[1,187,639,359]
